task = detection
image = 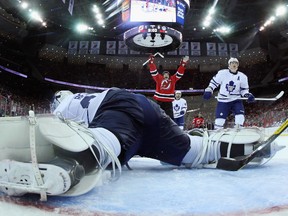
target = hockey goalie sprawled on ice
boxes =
[0,88,285,201]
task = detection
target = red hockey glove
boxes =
[149,55,155,64]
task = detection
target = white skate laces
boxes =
[190,130,222,168]
[56,113,122,180]
[69,122,122,181]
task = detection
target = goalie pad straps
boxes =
[190,131,223,168]
[210,127,265,159]
[187,127,265,168]
[28,110,47,201]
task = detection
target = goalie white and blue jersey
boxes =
[207,69,250,102]
[53,90,108,125]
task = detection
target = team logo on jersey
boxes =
[160,79,171,90]
[174,104,180,111]
[226,81,236,93]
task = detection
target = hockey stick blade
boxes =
[155,52,164,58]
[275,90,284,100]
[142,52,164,66]
[215,91,284,101]
[216,118,288,171]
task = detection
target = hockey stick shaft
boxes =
[142,52,164,66]
[187,108,200,113]
[215,91,284,101]
[216,118,288,171]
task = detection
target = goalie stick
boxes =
[216,118,288,171]
[142,52,164,66]
[215,91,284,101]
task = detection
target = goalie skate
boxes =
[0,158,85,197]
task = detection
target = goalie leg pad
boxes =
[208,127,265,158]
[185,127,285,169]
[0,158,85,197]
[210,127,265,144]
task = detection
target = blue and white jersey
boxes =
[53,90,109,126]
[207,69,250,102]
[172,98,187,118]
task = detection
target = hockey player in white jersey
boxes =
[172,90,187,130]
[0,87,283,199]
[203,57,255,129]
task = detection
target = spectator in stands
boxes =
[191,113,205,129]
[148,54,189,118]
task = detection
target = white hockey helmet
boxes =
[228,57,239,65]
[175,90,182,95]
[175,90,182,99]
[51,90,73,112]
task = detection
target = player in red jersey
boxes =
[148,54,189,118]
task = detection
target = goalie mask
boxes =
[51,90,73,112]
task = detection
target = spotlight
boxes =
[143,32,147,40]
[160,33,165,40]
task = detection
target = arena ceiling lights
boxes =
[18,1,47,27]
[259,4,288,31]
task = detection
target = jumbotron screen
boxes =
[122,0,189,26]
